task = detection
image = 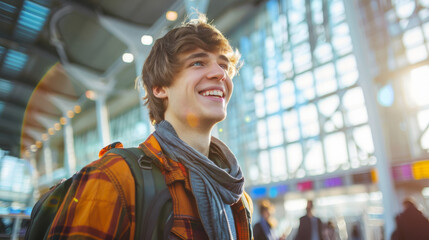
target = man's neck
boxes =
[166,118,212,156]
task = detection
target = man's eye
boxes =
[219,64,229,70]
[192,61,203,66]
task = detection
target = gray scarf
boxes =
[153,120,244,240]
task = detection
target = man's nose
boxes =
[207,63,227,81]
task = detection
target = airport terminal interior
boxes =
[0,0,428,239]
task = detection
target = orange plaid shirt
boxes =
[47,135,253,239]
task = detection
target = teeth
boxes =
[202,90,223,97]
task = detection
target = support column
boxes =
[43,139,53,182]
[47,93,79,177]
[63,115,76,176]
[343,0,399,239]
[27,151,39,207]
[11,217,22,240]
[96,95,111,147]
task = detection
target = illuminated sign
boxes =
[352,172,373,184]
[323,177,343,188]
[269,185,289,198]
[392,164,413,181]
[297,180,313,191]
[412,160,429,180]
[250,187,267,199]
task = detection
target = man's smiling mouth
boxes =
[200,90,224,98]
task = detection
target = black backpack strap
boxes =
[142,188,172,240]
[107,147,171,240]
[107,147,153,240]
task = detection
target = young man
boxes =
[46,15,253,239]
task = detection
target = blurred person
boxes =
[351,223,362,240]
[392,198,429,240]
[323,220,338,240]
[44,14,253,240]
[294,200,325,240]
[253,199,286,240]
[0,218,6,234]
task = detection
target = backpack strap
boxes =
[107,147,171,240]
[142,188,172,240]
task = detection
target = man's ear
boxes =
[152,86,168,99]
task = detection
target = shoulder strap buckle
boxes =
[138,155,153,170]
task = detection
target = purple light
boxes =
[392,164,413,181]
[324,177,343,188]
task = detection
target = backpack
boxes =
[24,147,173,240]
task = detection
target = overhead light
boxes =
[30,145,37,152]
[48,128,55,135]
[85,90,96,100]
[166,11,178,21]
[35,141,43,148]
[141,35,153,45]
[42,133,48,141]
[54,123,61,131]
[67,110,74,118]
[74,105,81,114]
[60,117,67,125]
[122,53,134,63]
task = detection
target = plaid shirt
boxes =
[47,135,253,239]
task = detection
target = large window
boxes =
[357,0,429,161]
[219,0,374,184]
[110,106,151,148]
[74,106,150,169]
[0,150,32,194]
[74,128,100,169]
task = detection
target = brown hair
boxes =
[140,14,241,124]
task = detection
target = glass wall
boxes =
[356,0,429,161]
[219,0,375,185]
[74,105,151,169]
[74,128,100,170]
[0,149,32,196]
[109,106,151,148]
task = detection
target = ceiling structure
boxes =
[0,0,262,158]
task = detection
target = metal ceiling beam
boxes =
[33,112,58,129]
[62,63,114,93]
[0,105,25,123]
[97,0,185,75]
[8,0,25,41]
[0,34,58,62]
[49,2,95,64]
[0,132,20,145]
[46,91,78,114]
[0,74,38,89]
[25,127,45,141]
[0,118,22,134]
[0,96,28,110]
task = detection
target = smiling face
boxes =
[153,48,233,130]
